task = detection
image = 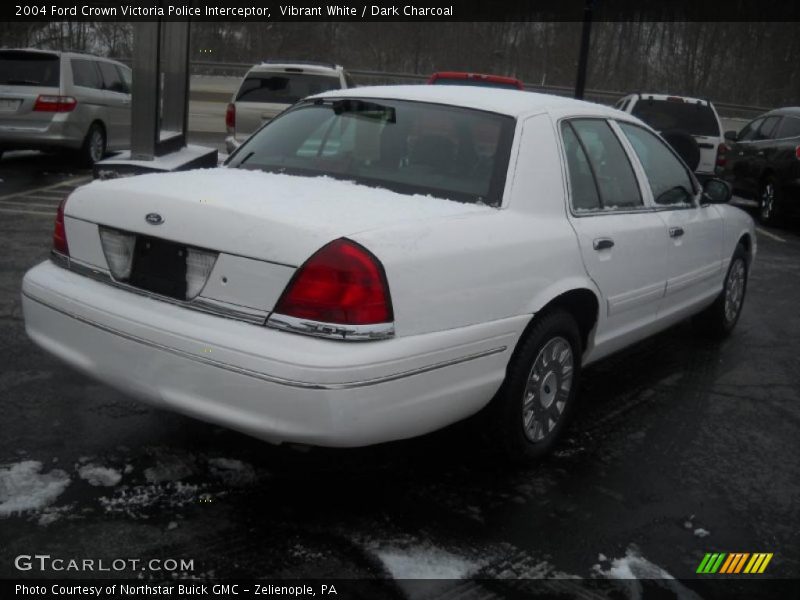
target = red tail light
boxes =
[225,103,235,131]
[716,143,729,167]
[273,239,392,325]
[795,145,800,160]
[53,197,69,256]
[33,95,77,112]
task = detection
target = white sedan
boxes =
[22,86,755,462]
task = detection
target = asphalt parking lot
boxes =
[1,148,799,598]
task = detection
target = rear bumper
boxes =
[0,118,84,151]
[22,260,521,447]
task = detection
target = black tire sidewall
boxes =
[491,310,583,462]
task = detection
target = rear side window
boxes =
[561,124,601,211]
[755,116,780,140]
[564,119,643,211]
[0,51,59,86]
[98,61,127,93]
[71,59,102,89]
[619,122,695,206]
[632,99,720,137]
[777,116,800,138]
[738,118,764,141]
[236,73,342,103]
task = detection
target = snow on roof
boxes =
[311,84,613,118]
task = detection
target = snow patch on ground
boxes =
[143,451,197,483]
[372,543,478,579]
[78,464,122,487]
[694,528,710,538]
[593,546,702,600]
[99,482,214,519]
[36,503,76,526]
[0,461,71,517]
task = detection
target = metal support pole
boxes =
[130,22,161,160]
[159,21,190,155]
[574,0,593,100]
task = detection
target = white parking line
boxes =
[0,175,90,202]
[756,227,786,243]
[0,207,55,216]
[0,200,59,209]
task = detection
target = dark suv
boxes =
[721,107,800,225]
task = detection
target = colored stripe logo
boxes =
[697,553,773,574]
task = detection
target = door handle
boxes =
[669,226,685,238]
[593,238,615,250]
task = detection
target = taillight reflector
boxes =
[225,103,235,131]
[34,95,77,112]
[273,239,392,326]
[53,197,69,256]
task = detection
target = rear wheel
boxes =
[758,175,781,225]
[694,244,748,338]
[487,310,582,463]
[80,123,106,166]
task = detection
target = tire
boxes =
[661,130,701,172]
[487,309,582,463]
[80,123,106,166]
[694,244,749,338]
[757,174,781,226]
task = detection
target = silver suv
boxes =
[225,60,351,154]
[0,49,132,165]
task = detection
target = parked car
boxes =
[225,60,352,154]
[720,107,800,225]
[22,86,754,463]
[0,48,131,165]
[616,93,725,182]
[428,71,524,90]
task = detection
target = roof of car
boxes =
[249,61,343,74]
[633,93,713,106]
[0,48,125,65]
[765,106,800,116]
[311,85,615,118]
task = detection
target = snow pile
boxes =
[694,528,710,538]
[373,543,478,579]
[0,461,71,517]
[143,452,197,483]
[37,503,76,527]
[208,457,258,487]
[78,464,122,487]
[593,546,702,600]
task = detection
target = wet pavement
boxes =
[1,151,799,598]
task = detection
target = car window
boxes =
[0,50,60,86]
[97,62,126,93]
[227,98,515,206]
[619,122,696,207]
[777,116,800,139]
[236,73,342,104]
[566,119,643,210]
[631,99,720,137]
[561,123,601,211]
[71,59,102,90]
[738,118,764,141]
[115,65,132,94]
[754,116,781,140]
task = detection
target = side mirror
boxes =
[724,130,739,142]
[703,178,732,204]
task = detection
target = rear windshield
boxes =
[236,73,341,104]
[632,99,720,137]
[0,51,60,87]
[432,77,521,90]
[228,98,515,206]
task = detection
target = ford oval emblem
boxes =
[145,213,164,225]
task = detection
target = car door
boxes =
[728,117,764,195]
[96,60,131,150]
[617,121,724,317]
[748,115,782,183]
[561,118,668,352]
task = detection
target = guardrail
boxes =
[116,58,773,118]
